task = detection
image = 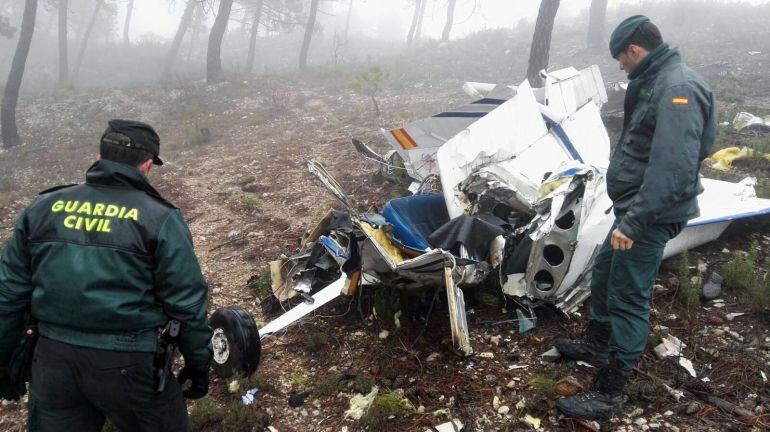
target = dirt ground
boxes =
[2,20,770,432]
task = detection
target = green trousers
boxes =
[28,337,189,432]
[590,220,684,369]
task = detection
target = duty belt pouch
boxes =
[9,314,38,393]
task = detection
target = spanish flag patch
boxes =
[672,97,689,105]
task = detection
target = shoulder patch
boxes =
[672,97,689,106]
[38,184,78,195]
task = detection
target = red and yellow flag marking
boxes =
[391,128,418,150]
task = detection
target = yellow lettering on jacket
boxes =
[104,205,120,217]
[64,201,79,212]
[63,215,76,229]
[92,203,105,216]
[77,202,92,214]
[53,200,141,233]
[124,208,139,221]
[84,218,99,232]
[51,200,139,233]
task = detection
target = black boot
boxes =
[554,321,610,367]
[556,359,631,420]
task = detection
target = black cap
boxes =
[100,119,163,165]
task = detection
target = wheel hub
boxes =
[212,329,230,364]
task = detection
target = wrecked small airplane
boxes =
[209,66,770,377]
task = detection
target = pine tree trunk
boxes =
[185,2,202,64]
[72,0,102,80]
[406,0,421,45]
[343,0,353,43]
[526,0,560,87]
[245,0,263,74]
[123,0,134,45]
[298,0,319,72]
[206,0,233,83]
[1,0,37,148]
[164,0,197,79]
[414,0,427,41]
[58,0,68,88]
[441,0,456,42]
[586,0,607,51]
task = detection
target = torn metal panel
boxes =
[543,65,607,120]
[380,94,507,180]
[258,276,347,338]
[445,262,473,356]
[307,159,353,210]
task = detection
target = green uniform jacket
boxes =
[606,44,717,241]
[0,160,212,372]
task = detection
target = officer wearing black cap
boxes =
[0,119,213,431]
[554,16,717,419]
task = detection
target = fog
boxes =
[1,0,769,93]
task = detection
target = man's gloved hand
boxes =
[177,364,209,399]
[0,372,23,401]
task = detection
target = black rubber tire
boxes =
[210,307,261,378]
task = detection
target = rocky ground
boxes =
[1,18,770,432]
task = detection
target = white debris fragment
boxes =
[345,386,380,420]
[654,335,686,359]
[726,312,746,321]
[663,384,685,401]
[679,357,697,378]
[541,347,561,362]
[492,395,501,410]
[434,419,464,432]
[379,330,390,340]
[761,371,767,383]
[241,388,259,405]
[524,414,541,428]
[394,310,402,329]
[576,361,595,368]
[490,335,502,346]
[697,260,708,274]
[478,352,495,359]
[508,364,528,370]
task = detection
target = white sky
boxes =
[124,0,770,41]
[125,0,595,40]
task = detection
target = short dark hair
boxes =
[625,21,663,52]
[100,132,154,166]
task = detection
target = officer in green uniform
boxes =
[554,16,717,419]
[0,120,213,431]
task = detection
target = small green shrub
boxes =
[723,242,759,291]
[246,269,272,299]
[314,372,344,398]
[627,379,667,405]
[305,331,329,353]
[241,195,263,208]
[677,251,700,311]
[361,392,413,429]
[528,374,557,395]
[291,373,313,388]
[349,66,389,116]
[723,242,770,312]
